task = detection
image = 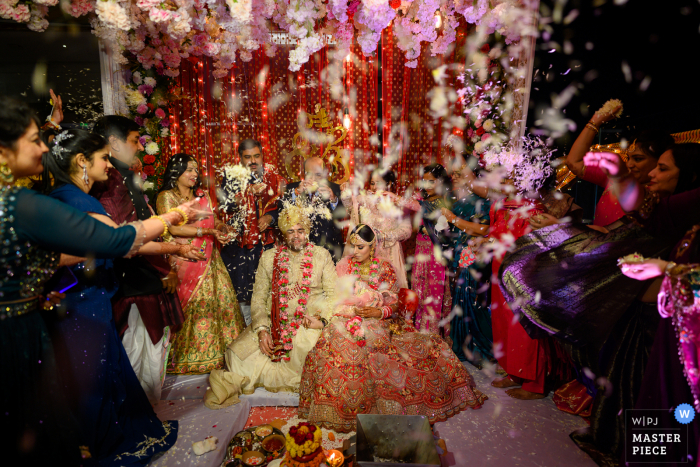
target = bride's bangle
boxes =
[381,306,392,319]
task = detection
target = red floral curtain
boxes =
[164,40,378,197]
[161,24,470,196]
[382,21,470,190]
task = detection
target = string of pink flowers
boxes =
[349,257,380,290]
[345,316,366,347]
[277,242,314,362]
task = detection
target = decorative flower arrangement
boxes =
[6,0,533,73]
[345,315,366,347]
[277,243,314,362]
[119,55,173,198]
[482,135,557,194]
[458,42,509,157]
[285,422,323,459]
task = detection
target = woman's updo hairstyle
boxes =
[158,153,201,193]
[631,130,675,160]
[669,143,700,195]
[374,168,397,191]
[350,224,376,243]
[0,96,40,150]
[42,129,107,192]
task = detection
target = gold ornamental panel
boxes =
[284,104,349,184]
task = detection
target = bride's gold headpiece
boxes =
[349,224,377,247]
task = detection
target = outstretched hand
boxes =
[529,213,559,229]
[592,103,622,126]
[177,199,211,223]
[583,152,627,179]
[619,258,668,281]
[179,244,206,261]
[49,89,64,125]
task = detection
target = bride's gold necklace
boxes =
[357,260,372,277]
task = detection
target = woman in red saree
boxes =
[298,224,486,432]
[488,194,551,399]
[157,154,245,374]
[479,140,574,400]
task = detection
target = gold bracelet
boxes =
[585,122,599,134]
[152,215,169,238]
[168,207,188,226]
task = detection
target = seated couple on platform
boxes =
[206,202,487,431]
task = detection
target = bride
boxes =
[298,224,487,433]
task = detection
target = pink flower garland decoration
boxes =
[345,316,366,347]
[344,257,380,347]
[277,242,314,362]
[349,257,380,290]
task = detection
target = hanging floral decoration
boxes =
[4,0,535,73]
[120,55,174,197]
[458,41,510,158]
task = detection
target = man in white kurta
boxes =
[205,202,337,409]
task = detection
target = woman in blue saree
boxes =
[440,164,493,365]
[0,97,195,464]
[43,129,186,466]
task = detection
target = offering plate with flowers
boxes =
[222,424,286,466]
[281,422,326,467]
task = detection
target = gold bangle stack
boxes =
[168,207,188,226]
[585,121,599,134]
[152,215,170,237]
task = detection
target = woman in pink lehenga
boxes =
[156,154,245,375]
[298,224,486,433]
[411,163,453,336]
[341,170,419,289]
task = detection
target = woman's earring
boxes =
[83,165,89,187]
[0,161,14,185]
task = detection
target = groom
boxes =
[205,200,337,409]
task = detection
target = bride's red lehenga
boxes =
[298,257,487,433]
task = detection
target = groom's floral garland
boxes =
[277,242,314,362]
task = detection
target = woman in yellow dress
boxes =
[156,153,245,374]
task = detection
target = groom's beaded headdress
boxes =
[278,199,312,234]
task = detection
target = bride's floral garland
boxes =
[344,257,380,347]
[349,257,380,290]
[277,242,314,362]
[345,316,366,347]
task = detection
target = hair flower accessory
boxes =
[51,131,74,160]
